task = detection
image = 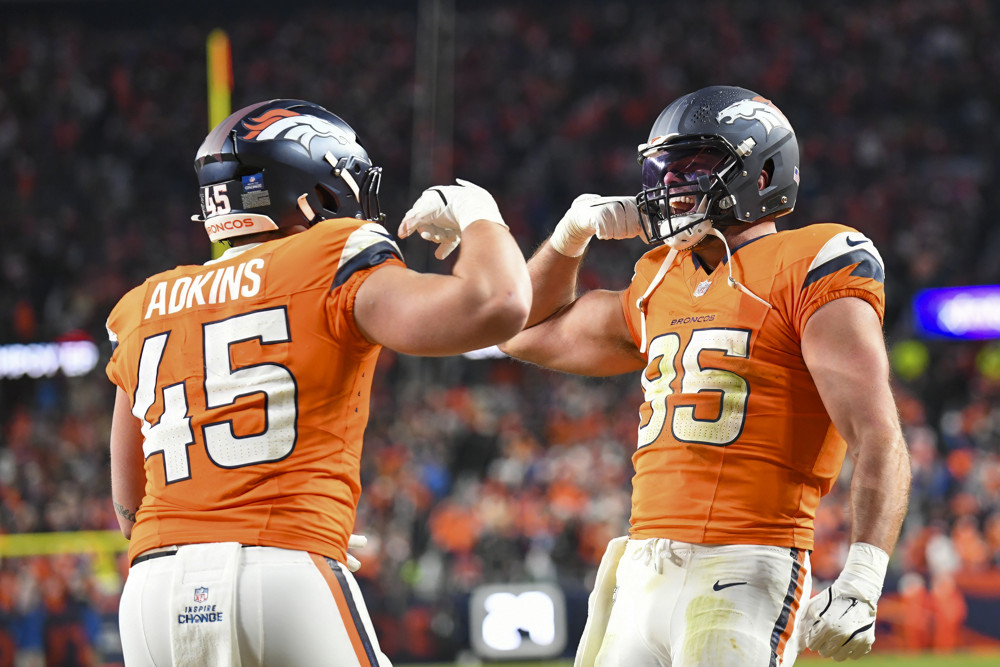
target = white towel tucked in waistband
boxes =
[168,542,242,666]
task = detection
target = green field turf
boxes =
[414,653,1000,667]
[798,654,1000,666]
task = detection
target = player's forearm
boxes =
[497,239,584,364]
[523,240,586,327]
[848,429,911,553]
[450,222,532,342]
[113,500,139,539]
[110,387,146,540]
[500,289,644,376]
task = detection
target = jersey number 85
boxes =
[638,328,750,448]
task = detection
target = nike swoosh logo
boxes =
[589,201,627,215]
[839,597,860,619]
[713,580,748,591]
[845,236,867,247]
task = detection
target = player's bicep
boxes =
[353,265,445,352]
[502,289,644,377]
[801,297,898,455]
[352,262,527,357]
[110,386,145,539]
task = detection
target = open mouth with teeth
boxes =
[671,194,698,215]
[668,189,711,222]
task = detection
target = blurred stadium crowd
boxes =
[2,0,1000,663]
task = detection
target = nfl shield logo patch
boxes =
[194,587,209,603]
[694,280,711,297]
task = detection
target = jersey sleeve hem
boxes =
[620,289,642,352]
[800,287,885,329]
[339,257,406,344]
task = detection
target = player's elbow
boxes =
[464,241,532,342]
[497,327,533,359]
[118,521,133,541]
[497,337,514,356]
[849,424,911,485]
[475,290,531,343]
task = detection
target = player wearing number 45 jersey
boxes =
[500,86,911,666]
[105,99,530,666]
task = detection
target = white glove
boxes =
[549,194,642,257]
[346,533,368,573]
[803,543,888,661]
[399,179,507,260]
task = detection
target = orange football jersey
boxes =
[621,223,885,550]
[106,219,404,564]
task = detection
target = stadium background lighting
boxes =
[0,340,99,379]
[469,582,567,660]
[912,285,1000,340]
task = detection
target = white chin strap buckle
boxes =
[662,193,712,249]
[664,219,712,250]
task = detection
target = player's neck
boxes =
[230,225,308,247]
[693,220,777,272]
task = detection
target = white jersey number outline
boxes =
[132,307,297,483]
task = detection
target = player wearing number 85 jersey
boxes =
[105,99,530,666]
[500,86,911,666]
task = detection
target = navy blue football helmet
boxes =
[193,99,382,242]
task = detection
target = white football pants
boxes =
[595,539,811,667]
[119,544,392,667]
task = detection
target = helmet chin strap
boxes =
[296,194,321,224]
[636,226,772,355]
[325,151,362,203]
[636,245,677,354]
[664,219,712,250]
[707,227,773,310]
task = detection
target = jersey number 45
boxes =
[132,307,297,483]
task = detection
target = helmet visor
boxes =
[637,144,736,245]
[640,145,731,190]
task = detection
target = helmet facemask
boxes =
[636,140,740,249]
[360,165,383,223]
[308,151,384,224]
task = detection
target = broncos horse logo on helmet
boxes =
[636,86,800,249]
[193,99,383,243]
[241,108,361,155]
[716,98,793,137]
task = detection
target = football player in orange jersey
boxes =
[500,86,911,666]
[106,99,530,666]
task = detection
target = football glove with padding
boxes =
[400,179,507,259]
[550,194,642,257]
[803,542,889,661]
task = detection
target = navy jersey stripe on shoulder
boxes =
[334,245,402,288]
[333,223,403,288]
[803,249,884,287]
[802,231,885,289]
